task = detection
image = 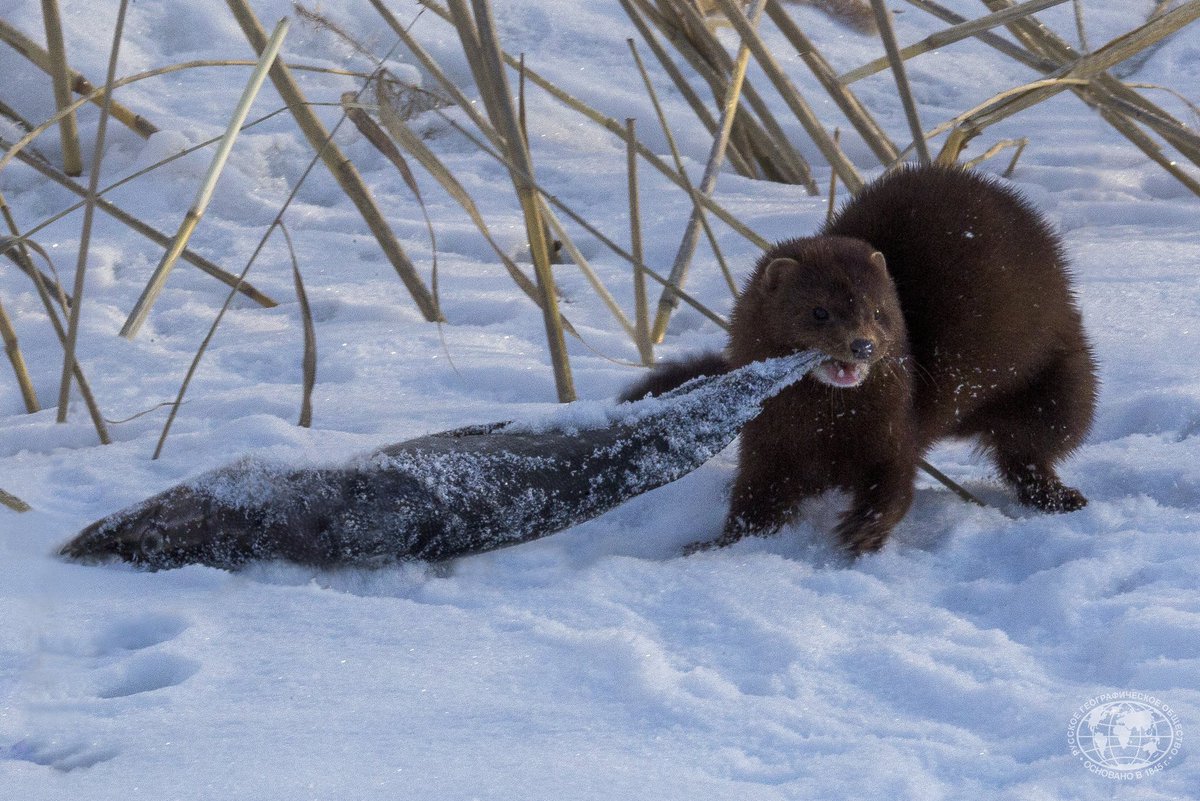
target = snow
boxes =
[1,0,1198,798]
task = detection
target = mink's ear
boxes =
[760,257,800,294]
[869,251,887,271]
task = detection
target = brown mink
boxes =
[620,164,1097,554]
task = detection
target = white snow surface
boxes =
[1,0,1198,798]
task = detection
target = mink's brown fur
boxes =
[621,165,1098,554]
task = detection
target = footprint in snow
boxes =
[94,651,200,699]
[5,613,199,772]
[2,737,120,772]
[91,613,190,655]
[89,614,199,699]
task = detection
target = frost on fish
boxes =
[60,351,822,570]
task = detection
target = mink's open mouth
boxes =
[813,359,868,388]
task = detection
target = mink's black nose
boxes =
[850,338,874,361]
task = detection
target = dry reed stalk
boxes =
[618,0,758,178]
[627,38,737,297]
[0,135,277,307]
[0,295,39,412]
[918,458,991,509]
[868,0,931,163]
[0,98,36,135]
[152,30,421,459]
[905,0,1200,191]
[840,0,1071,83]
[1072,0,1088,51]
[7,237,70,312]
[344,91,440,302]
[373,95,579,339]
[0,61,347,182]
[0,100,55,168]
[56,0,128,426]
[416,0,770,249]
[1127,82,1200,123]
[764,0,898,166]
[517,62,638,339]
[6,104,303,254]
[517,57,566,269]
[387,2,703,306]
[662,0,811,183]
[902,0,1056,70]
[0,192,110,443]
[1,236,67,309]
[521,57,637,341]
[428,108,730,332]
[929,77,1090,160]
[1101,92,1200,153]
[120,18,290,340]
[709,0,865,192]
[9,97,429,271]
[961,136,1028,175]
[945,0,1200,145]
[370,0,506,153]
[826,128,840,226]
[40,0,83,176]
[0,59,314,174]
[649,0,817,188]
[279,222,315,428]
[650,0,766,344]
[1094,106,1200,197]
[541,206,640,342]
[844,0,1070,83]
[652,0,807,184]
[0,487,31,513]
[225,0,441,323]
[0,17,157,138]
[929,3,1200,158]
[626,118,653,366]
[293,2,380,64]
[979,0,1200,168]
[1114,0,1177,79]
[450,0,574,402]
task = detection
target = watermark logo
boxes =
[1068,691,1182,779]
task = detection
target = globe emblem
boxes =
[1070,697,1180,774]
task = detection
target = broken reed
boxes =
[0,487,31,513]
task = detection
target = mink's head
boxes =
[729,236,908,388]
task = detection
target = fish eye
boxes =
[812,307,829,321]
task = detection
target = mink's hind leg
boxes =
[966,347,1097,512]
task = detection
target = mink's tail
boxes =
[618,351,730,403]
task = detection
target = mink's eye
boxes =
[812,307,829,321]
[874,308,883,321]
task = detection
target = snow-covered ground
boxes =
[2,0,1198,798]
